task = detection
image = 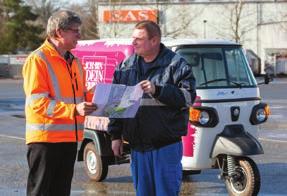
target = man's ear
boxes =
[151,36,160,46]
[55,29,62,38]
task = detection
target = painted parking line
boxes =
[259,137,287,143]
[270,80,287,84]
[270,106,287,109]
[263,99,287,103]
[0,134,25,140]
[269,114,284,119]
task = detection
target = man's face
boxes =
[132,28,155,57]
[58,24,81,50]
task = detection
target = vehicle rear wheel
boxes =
[83,142,108,181]
[225,157,260,196]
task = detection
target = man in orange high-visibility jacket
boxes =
[22,10,97,196]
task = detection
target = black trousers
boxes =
[26,142,77,196]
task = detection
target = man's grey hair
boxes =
[47,10,82,38]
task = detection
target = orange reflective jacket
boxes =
[23,40,85,144]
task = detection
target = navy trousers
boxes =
[130,142,183,196]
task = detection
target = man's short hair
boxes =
[135,20,161,40]
[47,10,81,38]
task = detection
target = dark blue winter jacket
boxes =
[108,44,196,151]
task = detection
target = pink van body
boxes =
[72,39,195,158]
[72,40,134,90]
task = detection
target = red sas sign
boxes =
[103,10,158,23]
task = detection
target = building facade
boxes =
[98,0,287,74]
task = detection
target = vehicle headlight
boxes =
[189,107,218,127]
[256,108,266,122]
[250,103,270,125]
[199,111,210,125]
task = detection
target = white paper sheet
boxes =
[91,83,143,118]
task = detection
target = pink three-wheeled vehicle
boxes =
[73,39,271,195]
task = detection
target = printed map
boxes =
[92,83,143,118]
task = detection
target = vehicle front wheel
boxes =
[225,157,260,196]
[83,142,108,181]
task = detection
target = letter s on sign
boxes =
[138,10,149,20]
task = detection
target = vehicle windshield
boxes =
[176,46,257,89]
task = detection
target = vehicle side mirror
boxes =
[264,73,272,84]
[257,73,272,85]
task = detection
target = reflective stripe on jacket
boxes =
[23,40,85,144]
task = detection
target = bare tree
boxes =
[230,0,246,42]
[146,1,201,38]
[162,6,201,38]
[214,0,256,44]
[279,9,287,32]
[26,0,60,28]
[82,0,99,39]
[105,0,126,38]
[92,0,134,38]
[69,0,99,39]
[26,0,99,40]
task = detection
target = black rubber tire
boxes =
[225,157,260,196]
[182,170,201,176]
[83,142,108,181]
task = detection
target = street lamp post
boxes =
[203,20,207,39]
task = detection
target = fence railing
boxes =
[0,55,27,78]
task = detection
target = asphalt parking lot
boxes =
[0,78,287,195]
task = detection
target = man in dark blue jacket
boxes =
[108,20,196,196]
